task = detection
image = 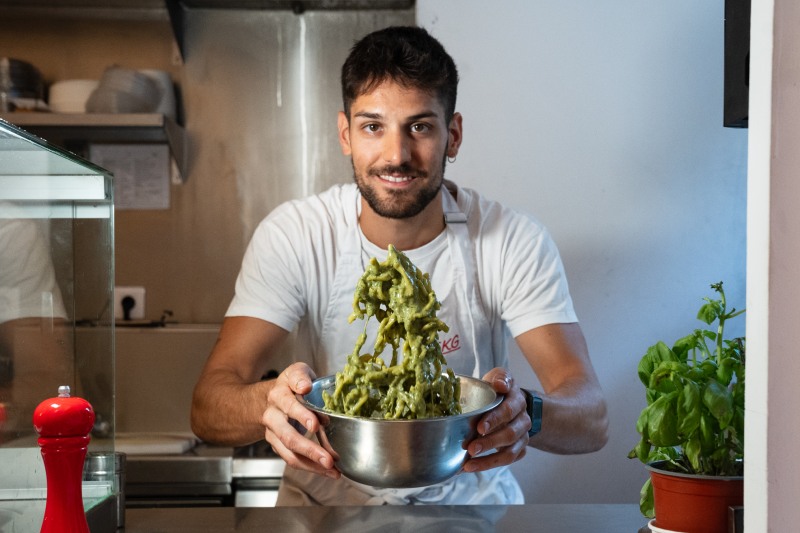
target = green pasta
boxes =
[322,244,462,419]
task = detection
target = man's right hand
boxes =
[192,316,339,481]
[262,362,341,479]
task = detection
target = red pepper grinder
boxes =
[33,385,95,533]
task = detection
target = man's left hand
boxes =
[462,368,531,473]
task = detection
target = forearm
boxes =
[516,323,609,455]
[528,378,608,454]
[191,317,292,447]
[191,369,274,447]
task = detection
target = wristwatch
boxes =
[521,388,543,437]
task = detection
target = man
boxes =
[191,26,608,505]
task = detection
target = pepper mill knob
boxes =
[33,386,96,533]
[33,385,95,439]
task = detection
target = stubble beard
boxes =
[353,157,447,220]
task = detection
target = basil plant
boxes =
[628,282,745,518]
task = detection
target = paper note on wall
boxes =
[89,144,170,210]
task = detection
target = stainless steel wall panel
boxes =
[182,9,414,241]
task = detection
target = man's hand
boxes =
[192,318,341,480]
[462,368,531,473]
[261,362,341,479]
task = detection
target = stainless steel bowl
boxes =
[300,374,502,488]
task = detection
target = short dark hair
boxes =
[341,26,459,122]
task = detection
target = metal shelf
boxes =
[0,112,187,182]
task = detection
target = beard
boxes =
[353,157,447,219]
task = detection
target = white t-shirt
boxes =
[227,182,577,373]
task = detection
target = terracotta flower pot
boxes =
[647,461,743,533]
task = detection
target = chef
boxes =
[191,25,608,505]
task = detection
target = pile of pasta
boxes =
[322,244,462,419]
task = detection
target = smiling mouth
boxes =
[379,174,415,183]
[371,164,426,184]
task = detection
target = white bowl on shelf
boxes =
[48,79,99,113]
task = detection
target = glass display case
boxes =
[0,118,117,531]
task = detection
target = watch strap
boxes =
[521,388,542,437]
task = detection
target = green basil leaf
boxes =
[716,358,737,385]
[636,405,649,435]
[700,359,718,378]
[655,340,678,362]
[671,334,696,360]
[638,341,679,385]
[630,438,651,463]
[640,478,655,519]
[734,362,745,382]
[697,301,722,325]
[684,433,702,472]
[649,361,686,393]
[637,348,657,385]
[700,329,717,342]
[646,391,681,447]
[703,380,734,429]
[699,413,717,454]
[677,382,701,435]
[688,366,706,381]
[645,389,659,404]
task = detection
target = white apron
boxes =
[278,186,523,505]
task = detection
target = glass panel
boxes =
[0,119,109,201]
[0,119,115,527]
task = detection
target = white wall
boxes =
[417,0,748,504]
[746,0,800,530]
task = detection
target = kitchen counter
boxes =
[124,441,285,507]
[125,504,650,532]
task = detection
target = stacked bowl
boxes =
[85,66,161,114]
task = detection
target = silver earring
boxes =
[447,155,457,164]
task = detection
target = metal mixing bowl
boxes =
[300,374,502,488]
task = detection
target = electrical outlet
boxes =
[115,286,146,321]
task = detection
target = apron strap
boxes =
[444,211,467,224]
[441,185,489,378]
